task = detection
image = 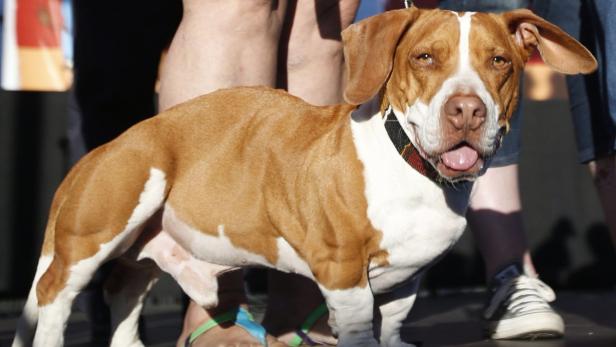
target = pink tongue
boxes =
[440,146,479,171]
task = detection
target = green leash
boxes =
[288,303,329,347]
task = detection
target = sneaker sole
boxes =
[486,311,565,340]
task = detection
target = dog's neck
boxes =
[355,96,442,184]
[382,107,442,183]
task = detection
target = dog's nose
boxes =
[444,95,486,130]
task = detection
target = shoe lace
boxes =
[484,275,556,319]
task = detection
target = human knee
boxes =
[286,0,358,71]
[285,23,344,75]
[287,41,343,76]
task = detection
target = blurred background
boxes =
[0,0,612,306]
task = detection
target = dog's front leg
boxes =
[319,285,379,347]
[375,277,421,347]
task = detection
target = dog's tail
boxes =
[17,206,64,346]
[11,156,80,347]
[11,255,53,347]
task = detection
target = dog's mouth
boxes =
[434,142,484,181]
[440,143,479,170]
[404,119,501,183]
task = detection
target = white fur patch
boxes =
[450,11,500,147]
[161,204,273,268]
[457,12,476,78]
[32,296,72,347]
[126,168,167,228]
[275,237,313,278]
[319,285,377,346]
[351,100,470,294]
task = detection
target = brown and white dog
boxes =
[13,6,596,347]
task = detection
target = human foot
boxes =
[178,303,286,347]
[181,324,286,347]
[263,273,337,346]
[265,303,337,347]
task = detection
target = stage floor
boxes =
[1,291,615,347]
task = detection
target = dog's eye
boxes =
[415,53,434,65]
[492,56,510,68]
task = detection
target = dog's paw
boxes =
[381,337,418,347]
[337,334,379,347]
[383,343,417,347]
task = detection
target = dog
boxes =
[12,6,596,347]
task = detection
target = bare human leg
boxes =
[262,1,359,345]
[158,1,288,346]
[158,0,287,110]
[467,164,536,279]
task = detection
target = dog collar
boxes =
[383,107,442,184]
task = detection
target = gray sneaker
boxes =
[484,263,565,340]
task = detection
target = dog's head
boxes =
[342,7,596,182]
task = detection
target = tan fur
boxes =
[469,10,597,125]
[163,88,381,289]
[342,8,419,105]
[501,9,597,74]
[470,13,524,124]
[383,9,460,113]
[36,87,383,306]
[37,138,165,304]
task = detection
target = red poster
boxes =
[2,0,72,91]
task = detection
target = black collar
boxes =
[383,108,443,184]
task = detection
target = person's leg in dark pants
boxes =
[73,0,181,149]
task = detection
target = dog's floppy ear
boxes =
[502,9,597,74]
[342,8,419,105]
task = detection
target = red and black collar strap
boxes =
[383,107,444,184]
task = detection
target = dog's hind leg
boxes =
[138,228,229,310]
[32,167,169,347]
[33,252,112,347]
[104,258,161,347]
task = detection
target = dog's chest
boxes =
[350,106,471,294]
[367,202,467,293]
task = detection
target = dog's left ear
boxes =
[342,8,419,105]
[502,9,597,74]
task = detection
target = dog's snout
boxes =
[444,95,486,130]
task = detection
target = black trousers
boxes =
[73,0,182,150]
